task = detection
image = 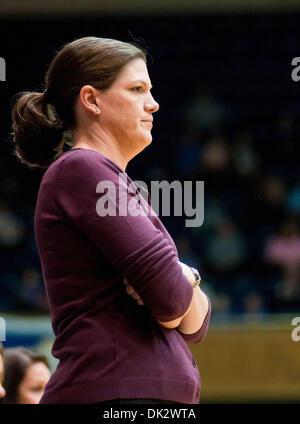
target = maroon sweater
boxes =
[34,148,211,404]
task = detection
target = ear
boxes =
[79,85,101,115]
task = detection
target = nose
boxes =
[145,94,159,114]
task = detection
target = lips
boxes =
[141,121,153,128]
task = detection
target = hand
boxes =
[123,277,144,305]
[178,260,196,285]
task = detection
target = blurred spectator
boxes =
[0,200,27,251]
[232,131,260,180]
[196,199,226,237]
[2,347,50,404]
[196,134,236,203]
[266,110,300,176]
[146,164,169,182]
[201,134,231,174]
[1,175,19,201]
[242,291,266,314]
[254,175,287,230]
[278,111,296,139]
[18,266,49,313]
[0,342,6,400]
[261,176,286,208]
[173,127,203,178]
[0,271,20,311]
[264,220,300,269]
[212,292,232,314]
[183,85,226,136]
[286,177,300,216]
[190,198,227,248]
[175,233,201,268]
[205,218,247,277]
[272,265,300,313]
[277,111,299,163]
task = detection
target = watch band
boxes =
[190,267,201,288]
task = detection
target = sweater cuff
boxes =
[176,292,211,344]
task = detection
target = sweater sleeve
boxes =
[55,151,194,322]
[176,293,211,344]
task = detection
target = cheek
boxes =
[22,390,43,404]
[117,99,142,123]
[19,386,41,404]
[0,384,6,398]
[31,391,44,404]
[102,98,143,133]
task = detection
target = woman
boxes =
[0,342,6,400]
[11,36,211,404]
[1,347,50,404]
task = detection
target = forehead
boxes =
[115,58,151,84]
[23,362,50,382]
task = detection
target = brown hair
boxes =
[10,36,147,169]
[1,347,50,404]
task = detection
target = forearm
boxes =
[177,286,209,335]
[146,259,208,331]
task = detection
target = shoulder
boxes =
[44,149,123,186]
[59,149,121,172]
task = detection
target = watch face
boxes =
[191,267,200,280]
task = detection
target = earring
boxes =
[95,107,100,113]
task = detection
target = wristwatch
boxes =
[190,267,201,288]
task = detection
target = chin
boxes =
[134,137,152,157]
[144,135,153,148]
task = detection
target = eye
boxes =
[30,386,43,392]
[132,86,143,92]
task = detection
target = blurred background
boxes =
[1,0,300,403]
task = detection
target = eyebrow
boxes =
[132,80,153,89]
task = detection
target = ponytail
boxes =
[11,91,67,169]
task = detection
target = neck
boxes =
[72,127,128,172]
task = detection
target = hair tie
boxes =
[46,103,60,123]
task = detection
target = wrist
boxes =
[178,260,195,284]
[189,267,201,289]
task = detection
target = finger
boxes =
[130,293,144,305]
[126,286,134,295]
[133,293,144,304]
[124,283,144,304]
